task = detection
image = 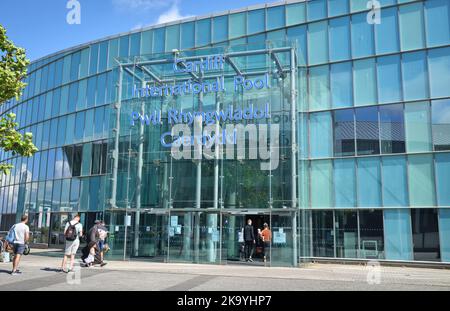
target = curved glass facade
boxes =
[1,0,450,266]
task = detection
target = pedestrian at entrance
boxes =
[8,215,30,275]
[261,223,272,263]
[97,221,108,266]
[244,219,255,262]
[60,214,83,273]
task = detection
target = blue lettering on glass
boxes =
[132,104,271,127]
[161,129,238,148]
[173,55,225,73]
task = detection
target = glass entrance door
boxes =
[49,213,69,248]
[131,212,168,261]
[221,212,272,265]
[167,211,220,264]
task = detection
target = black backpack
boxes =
[65,222,78,241]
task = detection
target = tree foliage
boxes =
[0,24,37,175]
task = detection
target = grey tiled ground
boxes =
[1,253,449,291]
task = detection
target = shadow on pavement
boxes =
[0,269,11,274]
[41,267,62,273]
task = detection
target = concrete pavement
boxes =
[1,253,450,291]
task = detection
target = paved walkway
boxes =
[1,253,450,291]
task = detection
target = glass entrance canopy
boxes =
[103,41,309,266]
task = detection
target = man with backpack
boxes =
[7,215,30,275]
[60,214,83,273]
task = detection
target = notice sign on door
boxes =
[273,231,286,244]
[170,216,178,227]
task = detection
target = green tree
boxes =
[0,24,37,175]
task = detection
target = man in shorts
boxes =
[60,214,83,273]
[10,215,30,275]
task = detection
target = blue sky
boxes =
[0,0,276,61]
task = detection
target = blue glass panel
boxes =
[119,35,129,57]
[286,25,307,66]
[377,55,402,104]
[379,0,395,6]
[330,62,353,108]
[379,104,405,154]
[382,156,408,206]
[310,160,333,208]
[328,0,349,17]
[129,33,141,56]
[89,44,99,75]
[141,30,152,55]
[98,41,108,72]
[54,59,63,87]
[399,3,425,51]
[354,58,377,106]
[153,28,166,53]
[402,51,429,101]
[79,48,89,79]
[70,51,80,82]
[76,79,86,111]
[356,106,380,155]
[435,153,450,206]
[212,16,228,43]
[350,0,369,12]
[286,3,305,26]
[196,19,211,46]
[425,0,450,47]
[96,74,106,106]
[357,157,381,207]
[428,47,450,98]
[375,7,399,54]
[181,23,195,49]
[384,209,413,260]
[351,13,374,58]
[308,21,328,65]
[307,0,326,21]
[309,65,330,110]
[334,158,356,208]
[267,5,285,30]
[164,25,179,52]
[333,109,355,156]
[86,76,97,108]
[404,102,432,153]
[439,209,450,262]
[329,16,351,61]
[432,99,450,151]
[108,39,119,69]
[248,9,265,34]
[408,154,436,207]
[68,82,78,113]
[310,112,332,158]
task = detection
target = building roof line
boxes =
[30,0,306,64]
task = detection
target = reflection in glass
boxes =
[411,209,441,261]
[333,109,355,157]
[312,211,334,257]
[379,104,405,154]
[356,106,379,155]
[432,99,450,151]
[359,210,384,259]
[335,211,357,258]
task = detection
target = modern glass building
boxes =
[1,0,450,267]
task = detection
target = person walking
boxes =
[60,214,83,273]
[9,215,30,275]
[243,218,255,262]
[261,223,272,263]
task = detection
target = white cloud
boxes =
[156,2,192,24]
[112,0,170,11]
